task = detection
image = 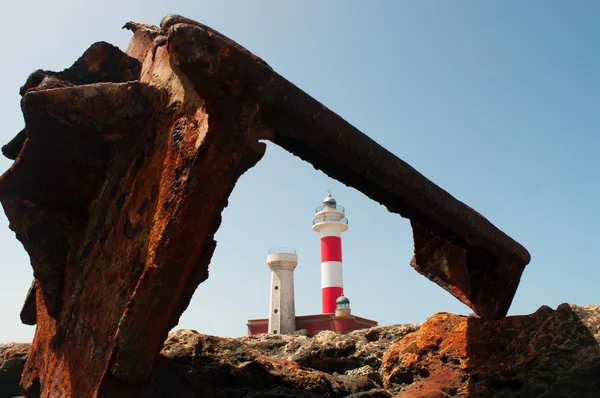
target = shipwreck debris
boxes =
[0,15,530,396]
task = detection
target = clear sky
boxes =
[1,1,598,342]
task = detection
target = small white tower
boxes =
[267,247,298,334]
[335,294,351,317]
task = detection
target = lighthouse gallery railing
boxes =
[312,216,349,226]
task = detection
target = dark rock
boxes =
[345,390,392,398]
[2,304,599,397]
[0,343,29,398]
[382,304,600,397]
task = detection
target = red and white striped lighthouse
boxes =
[312,192,349,314]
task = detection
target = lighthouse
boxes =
[312,192,349,314]
[247,193,378,337]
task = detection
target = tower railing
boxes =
[315,204,345,213]
[268,247,297,254]
[312,216,349,226]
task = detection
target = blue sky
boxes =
[1,1,598,342]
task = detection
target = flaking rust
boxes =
[0,15,529,397]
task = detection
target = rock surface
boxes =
[382,303,600,397]
[0,14,531,397]
[0,343,32,397]
[2,304,599,397]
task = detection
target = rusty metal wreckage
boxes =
[0,15,529,396]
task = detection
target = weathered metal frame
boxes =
[0,15,530,397]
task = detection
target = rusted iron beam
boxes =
[0,14,530,397]
[163,15,530,319]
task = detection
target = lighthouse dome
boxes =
[323,193,337,207]
[336,294,350,309]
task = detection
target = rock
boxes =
[382,303,600,397]
[241,324,418,373]
[149,329,353,397]
[345,390,393,398]
[344,365,383,386]
[0,343,30,397]
[140,326,413,397]
[1,304,599,397]
[1,14,531,397]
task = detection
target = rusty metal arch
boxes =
[0,15,529,396]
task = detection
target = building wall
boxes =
[333,316,378,333]
[248,314,377,336]
[247,320,268,335]
[296,315,335,336]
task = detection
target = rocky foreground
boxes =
[2,303,599,397]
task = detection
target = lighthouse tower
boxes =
[312,192,349,314]
[267,248,298,334]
